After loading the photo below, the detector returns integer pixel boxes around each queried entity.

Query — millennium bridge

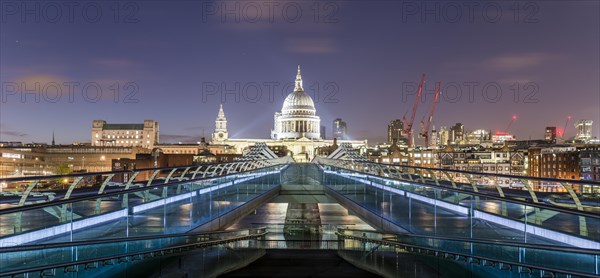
[0,148,599,277]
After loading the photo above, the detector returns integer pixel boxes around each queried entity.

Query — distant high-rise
[332,118,347,139]
[92,120,159,148]
[575,120,593,141]
[437,126,449,146]
[466,129,490,144]
[545,126,557,143]
[387,119,404,144]
[320,125,326,140]
[450,123,464,145]
[428,125,438,147]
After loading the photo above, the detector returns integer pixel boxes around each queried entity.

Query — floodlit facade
[271,66,321,140]
[211,66,366,162]
[575,120,593,142]
[92,120,159,149]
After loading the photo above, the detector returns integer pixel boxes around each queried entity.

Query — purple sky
[1,1,599,144]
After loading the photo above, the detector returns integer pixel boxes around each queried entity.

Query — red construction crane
[402,73,426,147]
[504,115,517,133]
[419,80,441,145]
[561,115,572,139]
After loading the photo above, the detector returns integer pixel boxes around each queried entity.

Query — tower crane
[561,115,572,139]
[504,115,517,133]
[419,80,441,145]
[402,73,426,147]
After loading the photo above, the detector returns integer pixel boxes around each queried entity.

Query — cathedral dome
[282,90,315,114]
[281,66,316,115]
[271,66,321,140]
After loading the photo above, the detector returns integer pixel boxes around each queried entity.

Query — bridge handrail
[337,228,600,255]
[320,164,600,219]
[0,228,268,277]
[0,227,267,251]
[336,229,600,278]
[314,157,600,187]
[0,163,287,215]
[0,158,291,183]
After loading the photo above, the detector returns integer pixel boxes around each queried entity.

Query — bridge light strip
[329,171,599,249]
[131,174,264,213]
[0,209,128,247]
[472,211,600,249]
[405,192,469,215]
[334,172,469,215]
[132,192,198,213]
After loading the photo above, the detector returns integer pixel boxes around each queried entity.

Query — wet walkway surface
[219,250,381,278]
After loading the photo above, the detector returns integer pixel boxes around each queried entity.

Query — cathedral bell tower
[212,104,229,143]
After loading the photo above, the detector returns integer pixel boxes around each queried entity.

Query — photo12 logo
[201,81,339,104]
[401,81,540,104]
[400,1,540,24]
[0,1,140,24]
[200,1,339,24]
[2,81,140,103]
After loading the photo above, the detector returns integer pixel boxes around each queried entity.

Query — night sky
[1,1,599,144]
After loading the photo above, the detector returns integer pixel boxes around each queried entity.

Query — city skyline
[1,1,599,144]
[1,2,600,276]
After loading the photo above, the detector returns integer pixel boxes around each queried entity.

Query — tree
[55,163,72,175]
[55,164,72,188]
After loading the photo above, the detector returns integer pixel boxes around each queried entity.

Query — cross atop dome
[294,65,303,91]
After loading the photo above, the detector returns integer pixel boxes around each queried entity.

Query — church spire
[294,65,303,91]
[218,103,225,118]
[213,103,228,142]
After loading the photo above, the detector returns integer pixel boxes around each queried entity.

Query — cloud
[160,134,202,143]
[7,75,69,95]
[497,78,535,85]
[89,58,137,69]
[14,75,68,86]
[284,38,337,54]
[0,124,29,139]
[0,131,29,137]
[483,53,561,71]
